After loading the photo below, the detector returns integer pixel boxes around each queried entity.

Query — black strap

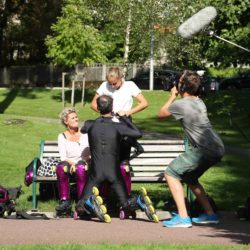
[15,211,50,220]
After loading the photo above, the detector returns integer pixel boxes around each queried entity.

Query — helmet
[24,169,33,186]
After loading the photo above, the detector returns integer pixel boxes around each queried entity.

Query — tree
[204,0,250,67]
[45,0,108,66]
[0,0,26,66]
[0,0,63,66]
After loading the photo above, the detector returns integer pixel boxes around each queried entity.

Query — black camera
[173,72,183,90]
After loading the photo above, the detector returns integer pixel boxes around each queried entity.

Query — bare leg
[165,174,188,218]
[188,183,214,214]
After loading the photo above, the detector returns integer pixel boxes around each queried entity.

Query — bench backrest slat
[130,158,176,165]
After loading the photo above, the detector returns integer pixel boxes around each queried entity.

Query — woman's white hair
[106,67,124,80]
[59,107,77,127]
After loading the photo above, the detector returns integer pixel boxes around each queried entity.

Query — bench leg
[31,158,38,211]
[32,180,37,211]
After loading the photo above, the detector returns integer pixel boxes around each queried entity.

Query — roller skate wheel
[100,205,107,214]
[148,205,155,214]
[141,187,147,196]
[104,214,111,223]
[3,211,8,218]
[84,164,88,171]
[92,186,99,196]
[52,166,56,172]
[63,166,68,172]
[73,211,79,220]
[96,196,103,205]
[119,210,125,220]
[144,196,152,205]
[125,165,130,172]
[152,214,159,223]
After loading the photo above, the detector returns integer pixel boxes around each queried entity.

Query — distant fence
[0,63,153,88]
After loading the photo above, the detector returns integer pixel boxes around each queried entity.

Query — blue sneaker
[192,213,219,224]
[162,214,192,228]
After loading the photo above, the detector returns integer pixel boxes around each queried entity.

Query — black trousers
[81,171,129,205]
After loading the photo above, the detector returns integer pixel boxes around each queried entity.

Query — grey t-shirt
[168,96,225,158]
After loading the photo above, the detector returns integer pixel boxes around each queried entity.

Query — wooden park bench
[31,138,187,211]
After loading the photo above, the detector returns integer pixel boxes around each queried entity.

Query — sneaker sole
[162,223,192,228]
[192,220,219,225]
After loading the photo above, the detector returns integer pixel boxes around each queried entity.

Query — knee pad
[56,165,66,176]
[120,161,131,195]
[75,164,88,200]
[56,165,70,200]
[75,164,87,177]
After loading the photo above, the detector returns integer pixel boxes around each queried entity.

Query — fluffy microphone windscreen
[177,6,217,39]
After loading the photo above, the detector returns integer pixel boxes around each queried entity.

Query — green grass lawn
[0,88,250,213]
[1,243,249,250]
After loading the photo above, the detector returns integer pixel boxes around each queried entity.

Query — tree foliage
[45,0,108,66]
[0,0,62,66]
[204,0,250,67]
[1,0,249,68]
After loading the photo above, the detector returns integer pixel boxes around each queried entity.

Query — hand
[70,164,75,174]
[170,86,179,98]
[117,111,128,116]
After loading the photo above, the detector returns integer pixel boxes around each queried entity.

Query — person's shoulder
[84,120,95,126]
[100,81,108,86]
[124,80,137,86]
[97,81,109,90]
[58,132,66,142]
[123,80,141,92]
[58,132,65,139]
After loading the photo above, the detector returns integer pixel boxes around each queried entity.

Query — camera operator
[158,70,225,228]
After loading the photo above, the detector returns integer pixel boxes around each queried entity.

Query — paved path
[0,212,250,246]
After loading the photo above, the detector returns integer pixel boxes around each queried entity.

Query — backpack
[236,197,250,221]
[188,194,218,217]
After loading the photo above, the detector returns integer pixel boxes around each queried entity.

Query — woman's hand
[117,111,128,116]
[70,164,76,174]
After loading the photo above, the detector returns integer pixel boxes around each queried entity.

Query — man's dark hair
[97,95,113,115]
[179,70,201,96]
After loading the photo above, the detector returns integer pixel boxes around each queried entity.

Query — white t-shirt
[96,80,141,113]
[58,133,89,164]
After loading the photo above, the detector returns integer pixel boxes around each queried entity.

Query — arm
[90,93,100,113]
[117,117,142,138]
[119,93,148,116]
[158,86,178,120]
[80,120,93,134]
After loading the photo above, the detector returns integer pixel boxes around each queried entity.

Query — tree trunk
[123,1,132,76]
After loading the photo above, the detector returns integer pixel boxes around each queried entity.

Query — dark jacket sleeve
[116,116,142,138]
[80,120,94,134]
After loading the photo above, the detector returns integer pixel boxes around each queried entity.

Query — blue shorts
[165,147,221,185]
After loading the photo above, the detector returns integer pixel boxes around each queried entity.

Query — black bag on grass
[188,194,218,217]
[236,197,250,221]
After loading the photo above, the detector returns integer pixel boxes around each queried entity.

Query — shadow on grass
[0,88,19,113]
[51,88,96,105]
